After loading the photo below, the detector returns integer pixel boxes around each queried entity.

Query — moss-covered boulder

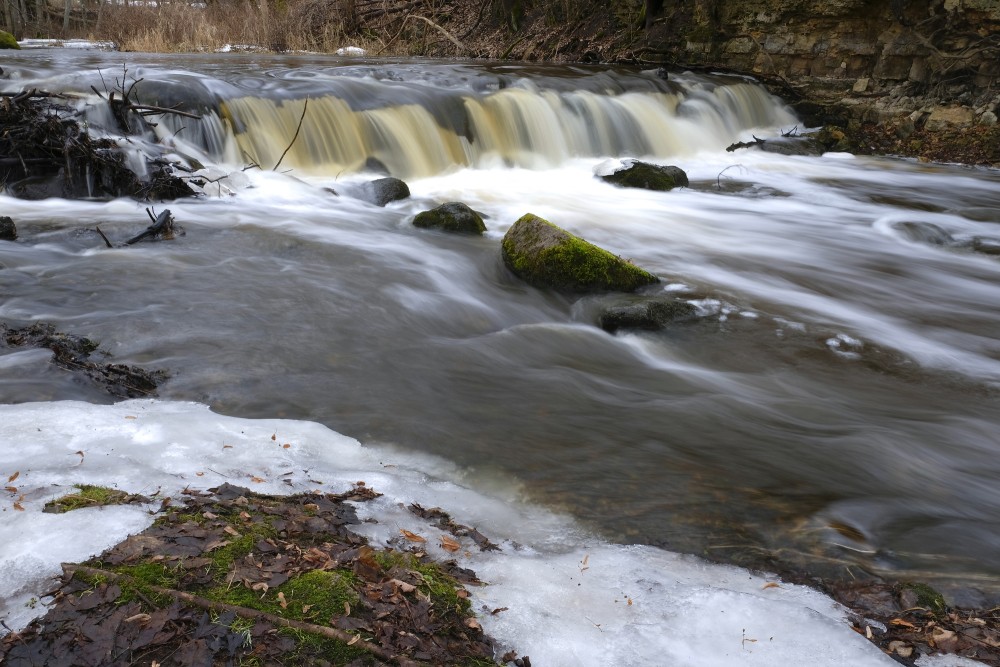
[600,160,688,191]
[413,202,486,234]
[0,216,16,241]
[501,213,659,293]
[0,30,18,50]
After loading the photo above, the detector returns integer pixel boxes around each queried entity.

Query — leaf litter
[0,482,525,666]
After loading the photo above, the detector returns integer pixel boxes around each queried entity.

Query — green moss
[45,485,129,513]
[0,30,18,50]
[902,582,946,614]
[109,561,183,606]
[502,214,659,293]
[373,551,471,615]
[278,627,373,665]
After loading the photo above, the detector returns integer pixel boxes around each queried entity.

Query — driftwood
[726,135,765,152]
[125,208,178,245]
[95,208,180,248]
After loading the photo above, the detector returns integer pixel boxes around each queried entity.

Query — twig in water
[273,98,308,171]
[94,226,113,248]
[716,164,744,189]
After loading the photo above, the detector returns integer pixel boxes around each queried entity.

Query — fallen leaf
[250,476,265,483]
[75,451,84,463]
[347,635,360,646]
[7,472,18,483]
[239,511,251,521]
[490,607,508,615]
[4,486,16,493]
[456,590,469,599]
[888,641,913,658]
[580,554,590,571]
[439,535,461,552]
[13,502,24,511]
[125,613,151,623]
[125,416,137,420]
[301,604,312,614]
[282,443,291,449]
[890,618,918,629]
[344,601,351,616]
[464,617,482,631]
[223,445,233,449]
[303,504,319,512]
[202,511,218,519]
[277,591,287,609]
[196,472,205,477]
[390,579,417,593]
[251,582,269,593]
[762,582,781,590]
[627,598,633,606]
[400,529,426,543]
[271,434,277,441]
[223,526,241,537]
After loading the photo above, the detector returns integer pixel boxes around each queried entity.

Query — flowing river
[3,48,1000,613]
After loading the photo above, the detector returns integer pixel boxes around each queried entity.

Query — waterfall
[153,74,797,178]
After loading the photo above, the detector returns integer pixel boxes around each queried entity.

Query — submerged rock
[893,221,954,246]
[0,216,15,240]
[413,202,486,234]
[971,237,1000,256]
[363,177,410,206]
[501,213,659,293]
[598,160,689,191]
[599,297,698,333]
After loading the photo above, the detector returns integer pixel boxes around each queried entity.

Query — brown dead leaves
[0,481,502,667]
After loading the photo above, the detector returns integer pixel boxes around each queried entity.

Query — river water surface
[3,49,1000,605]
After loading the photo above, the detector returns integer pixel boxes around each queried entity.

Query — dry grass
[37,0,637,58]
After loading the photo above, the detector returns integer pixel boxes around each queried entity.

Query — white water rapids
[2,49,1000,665]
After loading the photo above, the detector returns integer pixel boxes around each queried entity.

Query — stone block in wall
[790,56,812,76]
[874,55,913,80]
[724,37,757,54]
[908,58,930,84]
[925,105,975,130]
[975,62,1000,88]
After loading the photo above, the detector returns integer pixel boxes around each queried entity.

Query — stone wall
[644,0,999,131]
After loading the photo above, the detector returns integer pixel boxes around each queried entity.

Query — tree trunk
[62,0,71,33]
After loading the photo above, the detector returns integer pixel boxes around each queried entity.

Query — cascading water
[140,66,795,177]
[3,48,1000,666]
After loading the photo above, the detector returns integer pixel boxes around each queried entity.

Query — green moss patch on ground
[2,482,507,666]
[43,484,151,513]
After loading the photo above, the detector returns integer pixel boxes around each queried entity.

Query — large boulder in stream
[501,213,659,293]
[361,177,410,206]
[0,30,18,49]
[413,202,486,234]
[598,159,688,191]
[0,216,15,241]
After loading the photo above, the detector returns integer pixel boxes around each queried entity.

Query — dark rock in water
[599,297,698,333]
[362,177,410,206]
[501,213,659,293]
[759,135,824,156]
[413,202,486,234]
[1,322,166,398]
[362,157,391,175]
[971,237,1000,256]
[0,216,15,240]
[600,160,689,191]
[893,221,954,246]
